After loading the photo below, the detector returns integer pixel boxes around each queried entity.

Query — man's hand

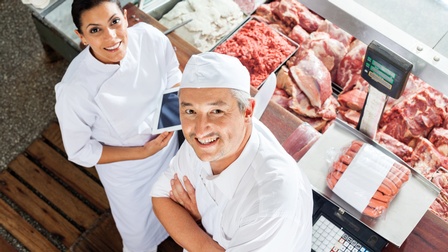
[170,173,201,221]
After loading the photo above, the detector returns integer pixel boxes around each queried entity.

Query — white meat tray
[298,118,440,247]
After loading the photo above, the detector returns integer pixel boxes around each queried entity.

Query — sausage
[326,140,411,219]
[372,191,393,203]
[386,170,403,189]
[333,162,348,173]
[377,176,398,196]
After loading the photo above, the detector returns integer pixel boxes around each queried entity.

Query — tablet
[152,87,182,134]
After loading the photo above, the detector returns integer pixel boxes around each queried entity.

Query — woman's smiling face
[75,2,128,64]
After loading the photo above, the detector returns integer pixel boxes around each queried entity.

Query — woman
[54,1,182,251]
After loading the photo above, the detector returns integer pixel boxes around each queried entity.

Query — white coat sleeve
[226,216,307,252]
[151,142,193,197]
[163,35,182,88]
[55,83,103,167]
[139,22,181,89]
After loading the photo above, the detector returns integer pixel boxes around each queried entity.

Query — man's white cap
[180,52,250,94]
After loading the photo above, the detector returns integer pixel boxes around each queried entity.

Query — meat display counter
[297,0,448,250]
[124,3,448,251]
[20,1,448,250]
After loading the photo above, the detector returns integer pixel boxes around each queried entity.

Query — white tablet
[152,87,182,134]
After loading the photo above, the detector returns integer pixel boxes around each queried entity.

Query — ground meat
[214,19,296,88]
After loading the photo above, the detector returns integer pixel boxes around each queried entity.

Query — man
[151,52,313,251]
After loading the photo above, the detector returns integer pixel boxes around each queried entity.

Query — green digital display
[365,56,396,85]
[361,40,413,99]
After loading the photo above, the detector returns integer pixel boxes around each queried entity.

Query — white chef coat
[151,119,313,251]
[55,22,182,251]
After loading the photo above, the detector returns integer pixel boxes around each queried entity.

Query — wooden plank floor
[0,121,181,251]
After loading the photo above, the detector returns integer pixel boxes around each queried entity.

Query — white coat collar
[208,126,259,200]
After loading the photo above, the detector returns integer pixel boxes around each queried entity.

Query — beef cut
[379,86,447,145]
[429,127,448,156]
[429,170,448,223]
[375,132,413,163]
[410,137,448,178]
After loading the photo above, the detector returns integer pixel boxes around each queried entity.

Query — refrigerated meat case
[298,0,447,248]
[301,0,448,95]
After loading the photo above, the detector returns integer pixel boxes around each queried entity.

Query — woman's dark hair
[72,0,123,34]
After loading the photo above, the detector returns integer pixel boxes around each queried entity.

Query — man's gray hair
[231,89,251,113]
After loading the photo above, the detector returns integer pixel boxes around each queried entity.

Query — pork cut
[288,24,310,44]
[316,19,354,48]
[337,89,367,111]
[336,39,369,92]
[300,32,347,81]
[338,108,360,127]
[289,49,332,108]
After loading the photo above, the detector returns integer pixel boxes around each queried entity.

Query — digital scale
[357,40,413,138]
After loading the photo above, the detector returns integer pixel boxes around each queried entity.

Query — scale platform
[299,119,440,247]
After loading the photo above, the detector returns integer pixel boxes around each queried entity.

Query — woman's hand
[142,131,174,157]
[98,131,174,164]
[170,173,201,221]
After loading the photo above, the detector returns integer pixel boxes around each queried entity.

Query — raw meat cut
[385,74,427,111]
[214,19,297,88]
[429,169,448,223]
[410,137,448,178]
[316,19,354,48]
[299,32,347,81]
[272,0,301,28]
[431,169,448,203]
[288,50,332,108]
[375,132,413,163]
[254,0,323,36]
[337,89,367,111]
[336,39,368,92]
[338,108,360,127]
[379,86,448,145]
[288,25,310,44]
[429,127,448,156]
[430,197,448,223]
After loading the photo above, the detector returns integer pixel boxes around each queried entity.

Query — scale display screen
[361,40,413,99]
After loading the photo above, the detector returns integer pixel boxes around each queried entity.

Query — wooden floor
[0,122,181,251]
